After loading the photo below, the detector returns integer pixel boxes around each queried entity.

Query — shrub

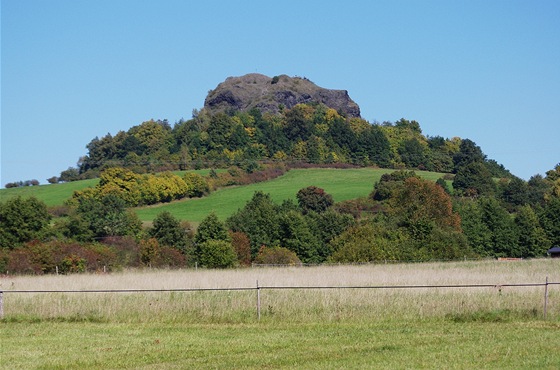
[197,239,237,268]
[230,231,251,266]
[254,246,301,265]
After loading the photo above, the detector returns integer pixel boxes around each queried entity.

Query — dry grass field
[1,259,559,369]
[2,259,559,323]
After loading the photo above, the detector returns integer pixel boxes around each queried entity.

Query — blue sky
[2,0,559,186]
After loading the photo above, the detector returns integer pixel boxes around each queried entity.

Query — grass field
[135,168,445,223]
[0,169,220,208]
[0,178,100,207]
[0,167,447,223]
[1,260,559,368]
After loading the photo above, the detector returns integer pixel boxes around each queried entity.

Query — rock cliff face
[204,73,361,118]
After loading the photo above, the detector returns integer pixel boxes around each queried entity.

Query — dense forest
[53,104,512,182]
[1,103,559,273]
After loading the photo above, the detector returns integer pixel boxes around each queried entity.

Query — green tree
[453,138,485,173]
[515,205,549,257]
[329,222,407,263]
[183,172,209,197]
[372,170,419,201]
[500,177,528,207]
[197,239,237,268]
[296,186,334,214]
[226,191,281,255]
[539,197,560,248]
[278,210,321,263]
[74,193,142,240]
[194,212,230,245]
[453,162,496,196]
[478,197,520,257]
[149,211,190,252]
[398,138,427,169]
[0,196,51,249]
[284,104,314,142]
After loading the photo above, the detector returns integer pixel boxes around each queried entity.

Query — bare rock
[204,73,361,118]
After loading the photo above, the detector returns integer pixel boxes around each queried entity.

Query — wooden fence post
[544,277,549,320]
[0,291,4,319]
[256,280,261,320]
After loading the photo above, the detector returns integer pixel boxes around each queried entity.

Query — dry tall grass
[2,259,559,323]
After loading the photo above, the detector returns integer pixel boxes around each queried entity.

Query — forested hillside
[1,92,559,273]
[57,104,511,184]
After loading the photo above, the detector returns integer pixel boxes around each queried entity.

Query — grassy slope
[0,178,100,207]
[0,170,220,208]
[0,168,445,222]
[135,168,444,223]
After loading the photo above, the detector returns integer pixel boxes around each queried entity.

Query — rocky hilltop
[204,73,361,118]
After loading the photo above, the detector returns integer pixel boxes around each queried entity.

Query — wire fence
[1,278,558,320]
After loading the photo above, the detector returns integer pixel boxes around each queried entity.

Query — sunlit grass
[2,259,558,323]
[134,168,444,222]
[1,260,559,369]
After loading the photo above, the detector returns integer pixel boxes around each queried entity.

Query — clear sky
[2,0,559,187]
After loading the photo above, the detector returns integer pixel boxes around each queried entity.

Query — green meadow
[0,169,217,208]
[0,178,99,207]
[0,168,447,223]
[135,168,445,223]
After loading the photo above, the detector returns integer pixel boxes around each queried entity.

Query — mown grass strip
[1,319,559,369]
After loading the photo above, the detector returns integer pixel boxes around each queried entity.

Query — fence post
[256,280,261,320]
[0,291,3,319]
[544,276,549,320]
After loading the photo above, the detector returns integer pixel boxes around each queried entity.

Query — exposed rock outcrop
[204,73,361,117]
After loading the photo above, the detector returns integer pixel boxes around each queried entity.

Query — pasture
[1,259,559,368]
[135,168,445,223]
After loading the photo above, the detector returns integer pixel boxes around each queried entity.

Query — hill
[204,73,361,117]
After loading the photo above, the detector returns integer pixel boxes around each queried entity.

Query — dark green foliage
[526,175,549,206]
[500,177,529,207]
[194,212,230,245]
[149,211,191,252]
[539,197,560,248]
[435,178,451,194]
[278,210,322,263]
[73,193,142,240]
[0,196,51,249]
[372,170,419,201]
[398,138,427,169]
[197,239,237,268]
[355,125,391,167]
[226,191,281,255]
[515,205,549,257]
[457,197,520,258]
[453,139,485,173]
[296,186,334,214]
[453,162,496,196]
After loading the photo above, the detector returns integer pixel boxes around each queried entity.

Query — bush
[197,239,237,268]
[230,231,251,266]
[254,246,301,265]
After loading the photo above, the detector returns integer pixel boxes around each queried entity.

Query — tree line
[1,103,558,273]
[49,103,511,184]
[1,163,558,273]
